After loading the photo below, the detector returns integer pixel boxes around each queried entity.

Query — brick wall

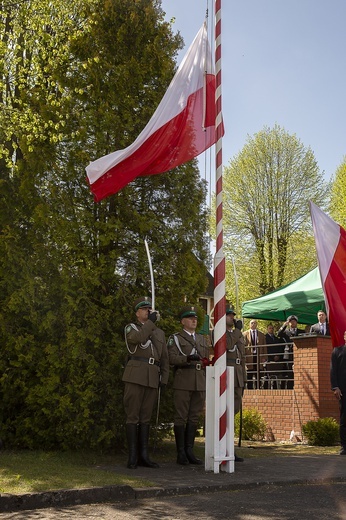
[242,335,339,441]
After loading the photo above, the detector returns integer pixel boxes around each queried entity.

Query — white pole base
[205,365,234,473]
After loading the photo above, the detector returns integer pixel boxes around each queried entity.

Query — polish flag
[309,201,346,347]
[86,23,222,202]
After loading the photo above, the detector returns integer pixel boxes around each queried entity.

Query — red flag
[85,23,222,202]
[310,201,346,347]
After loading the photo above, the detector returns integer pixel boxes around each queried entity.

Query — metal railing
[245,342,294,390]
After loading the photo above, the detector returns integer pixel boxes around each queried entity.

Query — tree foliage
[0,0,210,450]
[330,158,346,228]
[217,125,329,306]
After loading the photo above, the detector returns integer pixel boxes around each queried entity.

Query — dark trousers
[340,394,346,447]
[124,382,157,424]
[173,389,205,426]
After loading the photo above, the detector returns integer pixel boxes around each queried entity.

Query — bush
[302,417,340,446]
[235,408,267,440]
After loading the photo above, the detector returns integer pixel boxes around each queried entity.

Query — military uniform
[225,307,247,462]
[123,296,169,469]
[226,324,246,415]
[168,329,209,424]
[167,305,210,465]
[123,320,169,423]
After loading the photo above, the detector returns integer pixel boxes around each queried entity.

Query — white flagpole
[205,0,234,474]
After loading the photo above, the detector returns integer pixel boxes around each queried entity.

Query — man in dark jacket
[123,296,169,469]
[277,315,305,340]
[330,331,346,455]
[265,324,285,389]
[277,315,305,389]
[310,310,330,336]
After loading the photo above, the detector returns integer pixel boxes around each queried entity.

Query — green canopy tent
[241,267,326,325]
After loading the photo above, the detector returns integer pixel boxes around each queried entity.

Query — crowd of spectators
[242,310,331,390]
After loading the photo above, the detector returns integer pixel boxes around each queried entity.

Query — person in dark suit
[167,305,210,465]
[265,324,285,388]
[123,296,169,469]
[277,315,305,340]
[265,324,284,361]
[243,320,266,389]
[330,331,346,455]
[310,310,330,336]
[277,315,305,389]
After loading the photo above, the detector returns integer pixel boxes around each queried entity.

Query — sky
[160,0,346,188]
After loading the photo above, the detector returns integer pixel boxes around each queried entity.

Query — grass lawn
[0,439,340,495]
[0,450,150,495]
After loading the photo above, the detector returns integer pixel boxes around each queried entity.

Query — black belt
[179,363,203,371]
[227,358,241,365]
[129,356,160,366]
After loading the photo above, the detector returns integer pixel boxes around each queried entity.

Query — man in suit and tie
[243,319,266,389]
[310,310,330,336]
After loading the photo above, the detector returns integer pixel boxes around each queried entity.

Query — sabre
[144,239,155,309]
[144,239,161,450]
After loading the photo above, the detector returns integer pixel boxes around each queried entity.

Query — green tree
[219,125,328,304]
[0,0,97,447]
[330,158,346,228]
[0,0,210,450]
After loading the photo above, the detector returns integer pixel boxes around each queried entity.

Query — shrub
[302,417,340,446]
[235,408,267,440]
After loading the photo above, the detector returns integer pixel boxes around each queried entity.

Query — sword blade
[144,239,155,309]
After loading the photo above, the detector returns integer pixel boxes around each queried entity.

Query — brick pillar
[293,335,339,436]
[242,335,339,441]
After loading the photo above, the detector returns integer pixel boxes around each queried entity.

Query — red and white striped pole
[213,0,227,455]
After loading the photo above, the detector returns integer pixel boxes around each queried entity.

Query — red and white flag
[86,23,222,202]
[309,201,346,347]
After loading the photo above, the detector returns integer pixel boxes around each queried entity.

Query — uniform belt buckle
[196,363,202,371]
[236,358,241,365]
[148,357,155,365]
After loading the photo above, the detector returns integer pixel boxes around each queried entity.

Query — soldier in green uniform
[225,306,246,462]
[167,305,210,465]
[123,296,169,469]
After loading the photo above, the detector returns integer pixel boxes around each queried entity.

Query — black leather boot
[174,424,189,465]
[234,451,244,462]
[126,423,138,469]
[138,423,159,468]
[185,422,203,465]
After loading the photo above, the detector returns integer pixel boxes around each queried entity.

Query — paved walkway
[1,453,346,513]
